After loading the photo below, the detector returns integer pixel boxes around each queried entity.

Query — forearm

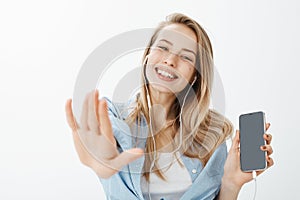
[216,178,242,200]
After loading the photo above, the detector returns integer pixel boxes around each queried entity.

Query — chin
[150,84,174,94]
[150,82,187,95]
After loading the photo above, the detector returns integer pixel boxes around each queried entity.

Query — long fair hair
[126,13,233,181]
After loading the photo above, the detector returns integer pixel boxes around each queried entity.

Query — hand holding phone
[239,111,267,172]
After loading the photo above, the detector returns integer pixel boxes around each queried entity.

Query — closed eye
[181,55,193,62]
[157,45,169,51]
[180,53,195,63]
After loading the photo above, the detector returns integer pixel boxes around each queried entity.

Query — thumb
[111,148,144,171]
[230,130,240,153]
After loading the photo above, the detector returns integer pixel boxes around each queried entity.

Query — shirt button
[192,169,197,174]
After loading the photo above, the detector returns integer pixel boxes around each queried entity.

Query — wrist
[218,177,242,199]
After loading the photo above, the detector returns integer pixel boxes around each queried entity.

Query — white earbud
[191,75,197,86]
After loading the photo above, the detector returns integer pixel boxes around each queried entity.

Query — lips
[155,67,178,81]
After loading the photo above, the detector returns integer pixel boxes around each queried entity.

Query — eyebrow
[158,39,197,57]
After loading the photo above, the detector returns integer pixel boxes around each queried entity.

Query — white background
[0,0,299,199]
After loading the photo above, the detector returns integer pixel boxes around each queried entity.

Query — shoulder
[210,142,228,164]
[205,142,228,176]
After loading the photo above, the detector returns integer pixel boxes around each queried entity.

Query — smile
[155,67,178,81]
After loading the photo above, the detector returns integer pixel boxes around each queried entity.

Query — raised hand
[223,123,274,188]
[217,123,274,199]
[65,90,144,178]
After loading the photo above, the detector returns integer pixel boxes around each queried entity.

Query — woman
[65,13,274,200]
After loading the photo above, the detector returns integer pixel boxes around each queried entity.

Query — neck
[149,85,176,120]
[147,86,180,152]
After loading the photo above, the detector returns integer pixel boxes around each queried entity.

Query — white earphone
[143,53,196,199]
[191,75,197,86]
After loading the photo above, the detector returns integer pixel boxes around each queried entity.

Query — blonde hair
[126,13,233,181]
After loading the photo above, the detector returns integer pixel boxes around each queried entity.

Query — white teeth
[157,69,175,79]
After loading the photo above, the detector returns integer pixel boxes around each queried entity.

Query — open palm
[65,90,143,178]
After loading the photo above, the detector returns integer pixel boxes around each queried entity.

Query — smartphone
[239,111,267,172]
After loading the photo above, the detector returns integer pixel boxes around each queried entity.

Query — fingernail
[261,146,266,150]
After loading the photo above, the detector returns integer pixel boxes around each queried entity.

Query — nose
[163,52,178,67]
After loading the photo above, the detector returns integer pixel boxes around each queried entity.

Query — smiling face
[145,23,198,94]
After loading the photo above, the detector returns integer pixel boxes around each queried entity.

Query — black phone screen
[239,111,266,171]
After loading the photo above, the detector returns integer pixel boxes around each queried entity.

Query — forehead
[155,24,198,51]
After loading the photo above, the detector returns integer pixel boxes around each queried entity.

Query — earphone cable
[252,171,257,200]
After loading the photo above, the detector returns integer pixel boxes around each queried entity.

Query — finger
[80,93,90,130]
[65,99,80,132]
[94,90,100,123]
[110,148,144,171]
[264,133,272,145]
[260,144,273,155]
[267,156,274,168]
[87,90,100,134]
[98,100,115,143]
[266,122,271,131]
[254,156,274,177]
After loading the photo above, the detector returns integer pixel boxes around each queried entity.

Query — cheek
[188,66,194,72]
[181,65,195,79]
[148,50,164,63]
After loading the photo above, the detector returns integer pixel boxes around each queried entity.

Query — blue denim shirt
[99,98,227,200]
